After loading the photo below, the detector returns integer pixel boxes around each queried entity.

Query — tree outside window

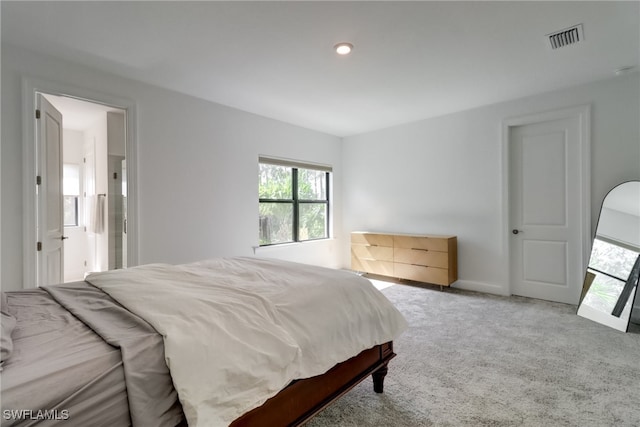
[259,159,330,246]
[583,238,640,312]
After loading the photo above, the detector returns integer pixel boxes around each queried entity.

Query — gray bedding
[1,282,184,427]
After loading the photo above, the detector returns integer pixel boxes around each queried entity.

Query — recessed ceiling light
[334,42,353,55]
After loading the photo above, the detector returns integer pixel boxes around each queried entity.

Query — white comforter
[87,257,407,427]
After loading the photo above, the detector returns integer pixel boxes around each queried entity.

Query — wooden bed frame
[230,341,396,426]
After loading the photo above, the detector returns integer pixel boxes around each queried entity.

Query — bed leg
[372,363,389,393]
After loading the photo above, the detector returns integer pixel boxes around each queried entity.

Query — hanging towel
[90,195,105,234]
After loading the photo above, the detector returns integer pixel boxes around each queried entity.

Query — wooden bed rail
[230,341,396,427]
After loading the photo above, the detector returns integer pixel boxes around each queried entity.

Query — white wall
[342,72,640,296]
[107,111,125,157]
[1,44,343,291]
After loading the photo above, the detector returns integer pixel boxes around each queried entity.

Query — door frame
[22,77,139,288]
[501,105,591,302]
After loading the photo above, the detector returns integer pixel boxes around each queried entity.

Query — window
[63,163,80,227]
[259,157,331,246]
[583,237,640,312]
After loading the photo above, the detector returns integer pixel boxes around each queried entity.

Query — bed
[1,257,407,426]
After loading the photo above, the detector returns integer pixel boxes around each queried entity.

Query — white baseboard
[451,279,509,296]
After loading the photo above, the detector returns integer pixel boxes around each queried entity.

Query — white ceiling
[2,1,638,137]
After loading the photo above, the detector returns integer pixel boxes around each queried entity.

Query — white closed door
[36,94,64,286]
[509,115,583,304]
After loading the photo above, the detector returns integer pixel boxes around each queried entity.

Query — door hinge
[37,242,42,251]
[113,172,118,180]
[35,109,41,119]
[36,176,42,185]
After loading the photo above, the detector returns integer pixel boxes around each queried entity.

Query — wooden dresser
[351,232,458,288]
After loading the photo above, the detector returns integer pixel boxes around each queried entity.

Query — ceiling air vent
[547,24,584,49]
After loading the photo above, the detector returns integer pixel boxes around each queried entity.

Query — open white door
[36,94,65,286]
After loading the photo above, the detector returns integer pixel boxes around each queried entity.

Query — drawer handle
[411,248,428,252]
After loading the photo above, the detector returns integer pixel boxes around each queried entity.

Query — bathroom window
[63,163,80,227]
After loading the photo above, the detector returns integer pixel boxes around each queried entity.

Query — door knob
[512,229,523,235]
[60,235,69,240]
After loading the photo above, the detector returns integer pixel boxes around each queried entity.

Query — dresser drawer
[351,257,394,276]
[351,233,394,247]
[393,235,451,252]
[393,248,448,268]
[394,263,450,286]
[352,244,394,262]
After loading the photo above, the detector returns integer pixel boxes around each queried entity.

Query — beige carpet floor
[308,279,640,427]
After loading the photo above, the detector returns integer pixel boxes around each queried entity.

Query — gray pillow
[1,292,17,368]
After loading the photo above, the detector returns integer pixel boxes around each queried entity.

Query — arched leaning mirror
[577,181,640,332]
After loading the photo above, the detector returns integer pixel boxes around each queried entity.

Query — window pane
[63,164,80,196]
[299,203,327,241]
[298,169,326,200]
[589,238,640,280]
[582,272,624,313]
[259,202,293,244]
[64,196,78,227]
[259,164,292,199]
